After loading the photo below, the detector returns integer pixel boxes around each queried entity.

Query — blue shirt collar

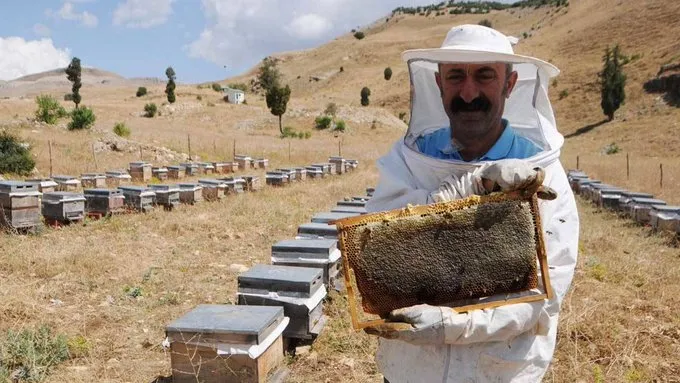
[435,119,514,161]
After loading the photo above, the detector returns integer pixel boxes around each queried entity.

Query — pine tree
[361,87,371,106]
[266,85,291,135]
[600,45,626,121]
[257,57,281,94]
[384,67,393,81]
[165,66,176,104]
[65,57,82,108]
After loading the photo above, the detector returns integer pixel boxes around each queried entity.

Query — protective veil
[365,25,579,383]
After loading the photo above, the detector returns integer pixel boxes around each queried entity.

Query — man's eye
[476,73,496,82]
[447,75,465,82]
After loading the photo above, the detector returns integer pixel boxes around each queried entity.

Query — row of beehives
[0,156,359,232]
[265,157,359,186]
[163,188,374,383]
[567,170,680,232]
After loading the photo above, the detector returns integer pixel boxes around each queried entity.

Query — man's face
[435,62,517,140]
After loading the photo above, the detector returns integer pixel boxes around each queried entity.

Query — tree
[165,66,176,104]
[65,57,82,108]
[361,87,371,106]
[136,87,147,97]
[68,106,96,130]
[0,131,36,175]
[354,31,365,40]
[384,67,393,81]
[257,57,281,94]
[599,45,627,121]
[266,85,291,135]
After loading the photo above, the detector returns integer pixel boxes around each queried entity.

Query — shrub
[340,66,344,72]
[384,67,393,81]
[361,87,371,106]
[136,87,147,97]
[63,93,73,102]
[0,325,69,382]
[297,132,305,139]
[196,95,202,101]
[603,142,620,155]
[304,132,311,139]
[35,95,67,124]
[324,102,338,117]
[559,89,569,100]
[398,112,407,121]
[0,131,35,175]
[315,115,333,130]
[353,31,365,40]
[113,122,131,138]
[67,106,96,131]
[144,103,157,118]
[281,126,296,138]
[211,83,222,92]
[335,120,347,132]
[479,19,493,28]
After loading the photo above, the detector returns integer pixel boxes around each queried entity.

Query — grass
[0,326,70,382]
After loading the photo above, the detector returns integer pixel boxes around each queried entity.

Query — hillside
[0,0,679,382]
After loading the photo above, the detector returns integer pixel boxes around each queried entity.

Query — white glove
[365,304,459,345]
[430,160,542,203]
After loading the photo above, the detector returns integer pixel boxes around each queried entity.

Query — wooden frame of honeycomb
[334,190,553,330]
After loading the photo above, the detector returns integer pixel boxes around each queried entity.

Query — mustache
[450,96,491,113]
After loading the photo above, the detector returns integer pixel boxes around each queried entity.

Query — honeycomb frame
[333,190,553,330]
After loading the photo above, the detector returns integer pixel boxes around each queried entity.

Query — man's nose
[459,77,480,103]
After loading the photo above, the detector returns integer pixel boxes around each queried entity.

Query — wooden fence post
[187,134,192,161]
[48,140,53,178]
[576,155,580,170]
[626,153,630,180]
[660,163,663,189]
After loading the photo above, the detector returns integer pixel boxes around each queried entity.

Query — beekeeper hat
[402,24,559,77]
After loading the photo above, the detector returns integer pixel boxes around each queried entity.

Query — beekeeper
[365,24,579,382]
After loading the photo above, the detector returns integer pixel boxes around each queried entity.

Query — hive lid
[272,239,337,256]
[337,200,366,207]
[80,173,106,178]
[198,179,226,186]
[651,205,680,212]
[42,191,86,203]
[26,179,58,187]
[312,212,361,223]
[148,184,180,192]
[167,165,185,170]
[152,167,168,172]
[238,264,323,297]
[84,188,123,196]
[198,163,215,168]
[620,191,654,199]
[129,161,151,167]
[178,183,202,190]
[305,166,323,172]
[331,206,367,214]
[118,186,155,197]
[52,175,79,183]
[179,162,199,168]
[629,197,666,205]
[106,171,131,178]
[298,222,338,236]
[166,304,284,345]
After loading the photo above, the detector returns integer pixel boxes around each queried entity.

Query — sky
[0,0,517,83]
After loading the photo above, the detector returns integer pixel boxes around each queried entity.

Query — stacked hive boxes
[0,181,42,230]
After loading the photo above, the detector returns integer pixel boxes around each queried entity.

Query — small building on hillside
[221,87,245,104]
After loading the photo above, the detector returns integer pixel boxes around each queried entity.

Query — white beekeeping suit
[366,25,579,383]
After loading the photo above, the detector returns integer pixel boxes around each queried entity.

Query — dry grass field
[1,0,679,382]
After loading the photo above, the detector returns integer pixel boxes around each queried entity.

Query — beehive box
[198,162,215,175]
[41,192,86,222]
[297,222,338,239]
[271,239,342,287]
[276,169,297,182]
[105,171,132,187]
[311,212,361,224]
[0,181,42,230]
[601,190,626,210]
[237,264,327,340]
[591,186,625,207]
[118,186,155,212]
[572,178,600,195]
[346,159,359,171]
[80,173,107,189]
[53,175,81,192]
[328,157,346,175]
[331,205,367,215]
[228,162,240,173]
[242,176,262,192]
[26,179,58,194]
[129,161,152,182]
[180,163,200,177]
[311,163,334,175]
[213,162,228,174]
[366,187,375,197]
[235,155,253,170]
[292,168,307,181]
[167,166,186,179]
[334,192,552,329]
[84,189,126,215]
[618,191,655,212]
[623,197,666,222]
[152,167,169,181]
[148,184,180,210]
[219,177,246,194]
[266,173,288,186]
[649,205,680,231]
[255,159,269,169]
[166,304,288,383]
[179,183,203,204]
[305,166,324,179]
[199,179,226,201]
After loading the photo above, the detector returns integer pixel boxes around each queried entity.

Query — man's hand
[479,159,542,193]
[364,304,455,345]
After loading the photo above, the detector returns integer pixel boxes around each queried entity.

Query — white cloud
[286,14,333,40]
[0,37,71,81]
[113,0,174,29]
[33,23,51,37]
[47,2,99,28]
[186,0,438,73]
